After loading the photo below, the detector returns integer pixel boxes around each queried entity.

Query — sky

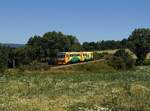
[0,0,150,44]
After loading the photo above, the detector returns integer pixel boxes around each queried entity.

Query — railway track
[51,59,104,69]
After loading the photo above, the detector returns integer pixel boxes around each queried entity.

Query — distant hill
[2,43,25,48]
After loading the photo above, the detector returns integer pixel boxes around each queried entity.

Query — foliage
[93,52,109,60]
[82,28,150,66]
[18,61,50,71]
[107,49,135,70]
[0,28,150,71]
[128,28,150,65]
[27,31,81,63]
[64,61,115,73]
[144,59,150,66]
[0,31,82,69]
[0,45,9,72]
[82,40,121,51]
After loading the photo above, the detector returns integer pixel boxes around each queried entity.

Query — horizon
[0,0,150,44]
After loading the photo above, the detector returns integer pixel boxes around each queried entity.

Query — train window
[75,54,77,56]
[66,54,69,57]
[70,54,80,57]
[58,54,65,58]
[83,54,87,56]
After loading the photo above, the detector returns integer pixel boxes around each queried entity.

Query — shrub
[48,58,57,65]
[144,59,150,65]
[93,52,109,60]
[107,49,135,70]
[0,63,6,73]
[107,56,126,70]
[65,61,115,73]
[0,45,9,72]
[19,61,50,71]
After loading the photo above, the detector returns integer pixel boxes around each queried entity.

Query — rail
[51,59,104,69]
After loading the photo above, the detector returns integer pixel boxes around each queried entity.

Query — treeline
[0,28,150,71]
[83,28,150,65]
[82,40,122,51]
[0,31,83,70]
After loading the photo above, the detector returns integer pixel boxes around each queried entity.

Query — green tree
[128,28,150,65]
[107,49,135,70]
[0,45,9,72]
[27,31,81,64]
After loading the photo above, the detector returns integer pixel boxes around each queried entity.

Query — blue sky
[0,0,150,43]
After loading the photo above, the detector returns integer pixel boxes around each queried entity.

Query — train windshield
[57,54,65,58]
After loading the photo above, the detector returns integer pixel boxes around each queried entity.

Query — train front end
[57,52,66,65]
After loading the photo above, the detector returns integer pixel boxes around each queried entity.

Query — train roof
[57,52,93,54]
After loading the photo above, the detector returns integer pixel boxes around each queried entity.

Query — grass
[144,59,150,65]
[0,62,150,111]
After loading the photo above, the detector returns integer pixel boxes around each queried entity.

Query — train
[57,52,94,65]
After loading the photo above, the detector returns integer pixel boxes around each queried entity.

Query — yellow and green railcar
[57,52,93,65]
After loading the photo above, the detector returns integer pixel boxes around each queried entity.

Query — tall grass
[0,64,150,111]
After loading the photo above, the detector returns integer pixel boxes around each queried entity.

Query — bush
[107,49,135,70]
[0,45,9,72]
[19,61,50,71]
[144,59,150,65]
[48,58,57,65]
[93,52,109,60]
[65,61,115,73]
[0,63,6,73]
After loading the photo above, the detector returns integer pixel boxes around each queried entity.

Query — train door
[65,53,70,64]
[81,52,85,62]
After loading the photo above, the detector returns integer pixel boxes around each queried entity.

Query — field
[0,62,150,111]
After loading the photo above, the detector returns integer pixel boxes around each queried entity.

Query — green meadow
[0,62,150,111]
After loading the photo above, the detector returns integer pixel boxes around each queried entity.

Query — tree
[0,45,9,72]
[128,28,150,65]
[70,44,82,51]
[82,40,122,51]
[107,49,135,70]
[27,31,81,63]
[82,42,91,51]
